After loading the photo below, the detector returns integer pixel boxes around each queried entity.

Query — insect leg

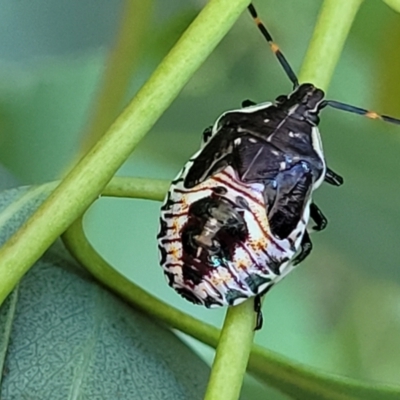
[325,167,344,186]
[242,99,256,108]
[248,3,299,88]
[309,202,327,231]
[253,285,274,330]
[321,100,400,125]
[254,295,263,331]
[292,231,312,266]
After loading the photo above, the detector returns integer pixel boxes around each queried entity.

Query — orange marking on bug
[270,42,280,54]
[169,246,180,261]
[250,238,267,252]
[254,17,262,26]
[180,195,189,210]
[365,111,381,120]
[172,219,180,233]
[237,261,250,271]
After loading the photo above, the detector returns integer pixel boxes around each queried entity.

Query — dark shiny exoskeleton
[158,83,344,327]
[158,2,400,329]
[186,84,329,243]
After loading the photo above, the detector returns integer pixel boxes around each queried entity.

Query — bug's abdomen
[158,166,300,308]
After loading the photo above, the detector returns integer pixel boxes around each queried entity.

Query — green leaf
[0,185,210,399]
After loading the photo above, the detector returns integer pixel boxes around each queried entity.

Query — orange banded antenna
[321,100,400,125]
[248,3,299,88]
[248,2,400,126]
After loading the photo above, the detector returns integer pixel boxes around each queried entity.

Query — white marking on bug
[232,297,245,306]
[310,126,326,189]
[288,105,298,115]
[258,282,270,293]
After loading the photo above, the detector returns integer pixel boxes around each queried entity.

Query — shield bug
[157,3,400,329]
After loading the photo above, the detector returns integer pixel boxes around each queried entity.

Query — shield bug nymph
[157,3,400,329]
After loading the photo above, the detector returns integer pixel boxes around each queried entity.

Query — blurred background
[1,0,400,398]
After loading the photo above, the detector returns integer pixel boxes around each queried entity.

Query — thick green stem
[204,302,255,400]
[102,176,168,201]
[0,0,250,306]
[299,0,364,90]
[382,0,400,13]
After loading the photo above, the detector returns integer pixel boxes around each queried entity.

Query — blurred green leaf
[382,0,400,13]
[0,184,210,399]
[333,279,400,384]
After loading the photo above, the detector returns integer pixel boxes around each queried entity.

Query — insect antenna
[320,100,400,125]
[248,3,299,88]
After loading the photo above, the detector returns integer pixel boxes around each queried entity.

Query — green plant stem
[299,0,364,89]
[382,0,400,13]
[102,176,168,201]
[60,180,400,399]
[204,302,255,400]
[0,0,250,306]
